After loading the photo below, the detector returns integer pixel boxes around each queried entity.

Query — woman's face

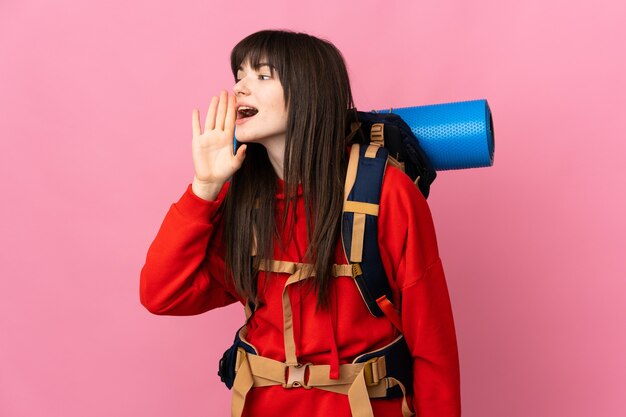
[233,60,289,149]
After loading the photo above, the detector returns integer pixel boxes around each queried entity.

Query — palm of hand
[191,92,246,185]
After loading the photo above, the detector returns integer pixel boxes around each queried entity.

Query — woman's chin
[234,134,253,144]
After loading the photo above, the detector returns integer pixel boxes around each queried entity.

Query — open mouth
[237,106,258,120]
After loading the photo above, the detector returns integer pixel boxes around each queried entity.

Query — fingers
[204,96,218,132]
[233,144,247,167]
[224,94,236,133]
[192,109,201,137]
[197,91,234,136]
[215,90,228,130]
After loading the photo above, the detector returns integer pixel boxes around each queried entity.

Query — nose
[233,78,249,97]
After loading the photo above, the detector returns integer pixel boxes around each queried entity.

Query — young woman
[140,30,460,417]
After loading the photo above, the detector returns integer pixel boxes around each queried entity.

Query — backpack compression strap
[342,143,403,333]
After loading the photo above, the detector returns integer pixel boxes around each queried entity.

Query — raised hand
[191,91,247,200]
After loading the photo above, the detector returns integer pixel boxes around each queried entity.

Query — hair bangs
[230,31,288,81]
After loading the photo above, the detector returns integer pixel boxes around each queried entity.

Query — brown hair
[222,30,355,308]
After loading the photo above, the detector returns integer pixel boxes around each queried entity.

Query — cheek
[278,100,289,124]
[271,88,287,112]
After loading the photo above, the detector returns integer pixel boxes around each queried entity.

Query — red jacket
[140,166,460,417]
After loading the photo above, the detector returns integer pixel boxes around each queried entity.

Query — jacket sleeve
[140,183,241,315]
[378,167,461,417]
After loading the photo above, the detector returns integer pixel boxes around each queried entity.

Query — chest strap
[237,259,412,416]
[256,260,352,366]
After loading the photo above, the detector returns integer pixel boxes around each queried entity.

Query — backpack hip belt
[228,326,414,417]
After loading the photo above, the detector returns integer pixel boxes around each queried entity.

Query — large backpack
[218,112,435,416]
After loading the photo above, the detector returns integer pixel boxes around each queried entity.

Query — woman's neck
[262,137,286,180]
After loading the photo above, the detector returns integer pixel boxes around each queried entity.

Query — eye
[258,74,271,80]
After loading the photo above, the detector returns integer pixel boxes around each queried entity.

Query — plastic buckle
[352,263,363,278]
[284,363,312,389]
[363,357,381,386]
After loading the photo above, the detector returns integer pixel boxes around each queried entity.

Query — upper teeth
[239,106,255,111]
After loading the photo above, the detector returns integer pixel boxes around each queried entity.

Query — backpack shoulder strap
[342,143,403,333]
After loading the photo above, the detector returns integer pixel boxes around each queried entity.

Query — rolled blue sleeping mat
[375,99,494,171]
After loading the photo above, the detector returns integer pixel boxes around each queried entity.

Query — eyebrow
[237,62,273,71]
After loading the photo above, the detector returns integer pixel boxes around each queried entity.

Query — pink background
[1,0,625,416]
